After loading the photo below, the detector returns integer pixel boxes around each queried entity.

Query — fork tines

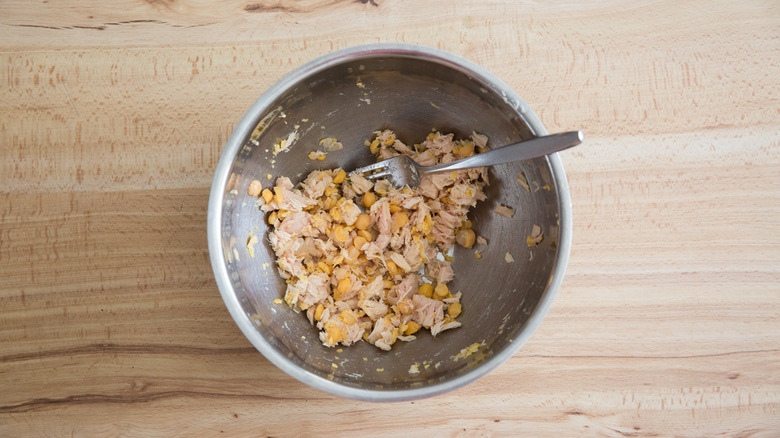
[355,161,392,181]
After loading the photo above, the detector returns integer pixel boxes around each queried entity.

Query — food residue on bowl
[308,151,327,161]
[494,204,514,218]
[249,129,492,351]
[516,172,530,192]
[452,341,485,362]
[246,235,259,258]
[307,137,343,161]
[273,131,299,156]
[320,137,343,152]
[527,224,543,247]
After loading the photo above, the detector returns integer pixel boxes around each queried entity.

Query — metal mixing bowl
[207,43,572,401]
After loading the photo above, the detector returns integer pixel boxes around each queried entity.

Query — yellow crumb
[452,341,485,362]
[246,235,259,258]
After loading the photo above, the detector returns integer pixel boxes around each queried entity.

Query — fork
[352,130,583,188]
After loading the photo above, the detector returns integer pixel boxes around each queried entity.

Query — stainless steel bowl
[207,43,572,401]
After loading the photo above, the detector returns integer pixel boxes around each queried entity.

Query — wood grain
[1,0,779,436]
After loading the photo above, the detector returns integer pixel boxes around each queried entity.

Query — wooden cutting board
[2,0,778,435]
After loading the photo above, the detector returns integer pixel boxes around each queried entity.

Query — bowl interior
[215,52,563,394]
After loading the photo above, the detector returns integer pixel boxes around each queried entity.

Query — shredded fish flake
[494,204,514,218]
[273,131,298,156]
[527,224,543,247]
[517,172,530,192]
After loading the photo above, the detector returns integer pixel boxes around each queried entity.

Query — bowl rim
[207,42,572,402]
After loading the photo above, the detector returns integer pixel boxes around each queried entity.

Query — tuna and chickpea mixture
[248,129,492,350]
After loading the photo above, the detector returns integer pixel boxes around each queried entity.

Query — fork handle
[424,131,583,173]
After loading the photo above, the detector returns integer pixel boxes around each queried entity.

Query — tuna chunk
[430,319,461,337]
[275,177,294,190]
[425,259,454,285]
[392,140,415,155]
[349,173,374,195]
[429,173,454,190]
[425,132,455,155]
[297,272,331,308]
[368,316,395,350]
[360,299,389,321]
[394,273,419,303]
[413,149,436,166]
[278,211,315,236]
[449,182,478,206]
[300,171,333,199]
[360,276,385,301]
[276,188,318,212]
[411,295,445,328]
[339,201,362,226]
[402,239,423,271]
[370,199,392,235]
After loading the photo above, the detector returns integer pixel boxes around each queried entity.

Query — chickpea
[247,180,263,196]
[456,229,476,248]
[361,192,377,208]
[333,169,346,184]
[354,213,371,230]
[418,283,433,298]
[448,302,462,318]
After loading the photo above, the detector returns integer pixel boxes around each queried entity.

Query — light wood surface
[2,0,779,436]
